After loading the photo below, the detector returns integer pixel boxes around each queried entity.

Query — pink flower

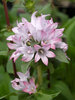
[34,44,55,66]
[23,78,37,94]
[7,11,68,65]
[11,70,37,94]
[11,70,30,90]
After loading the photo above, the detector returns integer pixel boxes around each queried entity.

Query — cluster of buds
[7,11,68,66]
[11,69,37,94]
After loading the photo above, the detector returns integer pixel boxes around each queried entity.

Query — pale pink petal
[17,72,25,79]
[22,17,27,23]
[34,45,41,51]
[49,18,53,24]
[43,44,51,50]
[12,27,19,34]
[17,21,23,27]
[21,53,34,62]
[46,51,55,58]
[31,11,37,26]
[28,23,37,41]
[10,51,21,62]
[41,56,48,66]
[54,28,64,37]
[51,44,55,49]
[35,53,40,62]
[25,69,30,78]
[7,35,15,41]
[50,23,58,29]
[36,30,42,41]
[36,17,42,30]
[56,42,68,52]
[29,78,36,88]
[40,14,50,29]
[12,82,22,90]
[11,78,20,83]
[7,43,17,50]
[50,38,61,44]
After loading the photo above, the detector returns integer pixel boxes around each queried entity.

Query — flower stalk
[2,0,17,77]
[37,64,43,86]
[12,59,17,77]
[47,68,51,88]
[2,0,10,26]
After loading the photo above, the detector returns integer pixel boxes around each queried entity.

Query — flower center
[38,48,44,54]
[31,87,35,93]
[26,41,31,46]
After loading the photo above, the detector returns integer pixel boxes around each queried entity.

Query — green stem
[37,64,43,86]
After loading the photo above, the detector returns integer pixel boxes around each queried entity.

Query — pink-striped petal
[7,43,17,50]
[34,44,41,51]
[46,51,55,58]
[35,53,40,62]
[41,56,48,66]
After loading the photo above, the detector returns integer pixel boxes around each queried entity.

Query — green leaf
[20,13,31,22]
[62,17,75,47]
[0,65,5,73]
[39,4,51,15]
[62,17,75,30]
[36,91,60,100]
[0,42,8,51]
[9,95,18,100]
[18,93,36,100]
[7,57,22,74]
[21,60,33,73]
[4,32,14,38]
[54,49,69,63]
[53,81,74,100]
[0,51,8,56]
[0,73,11,99]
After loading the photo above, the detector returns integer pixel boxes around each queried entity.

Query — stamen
[39,49,44,54]
[26,41,31,46]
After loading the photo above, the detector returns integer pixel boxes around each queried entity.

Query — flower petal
[34,45,41,51]
[12,81,22,90]
[31,11,37,26]
[7,35,15,41]
[42,44,51,50]
[35,53,40,62]
[12,27,19,34]
[41,56,48,66]
[7,43,18,50]
[21,53,34,62]
[10,51,21,62]
[46,51,55,58]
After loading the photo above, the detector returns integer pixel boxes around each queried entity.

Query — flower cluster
[11,69,37,94]
[7,11,68,66]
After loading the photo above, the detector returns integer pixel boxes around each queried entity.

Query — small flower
[23,78,37,94]
[11,70,37,94]
[34,44,55,66]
